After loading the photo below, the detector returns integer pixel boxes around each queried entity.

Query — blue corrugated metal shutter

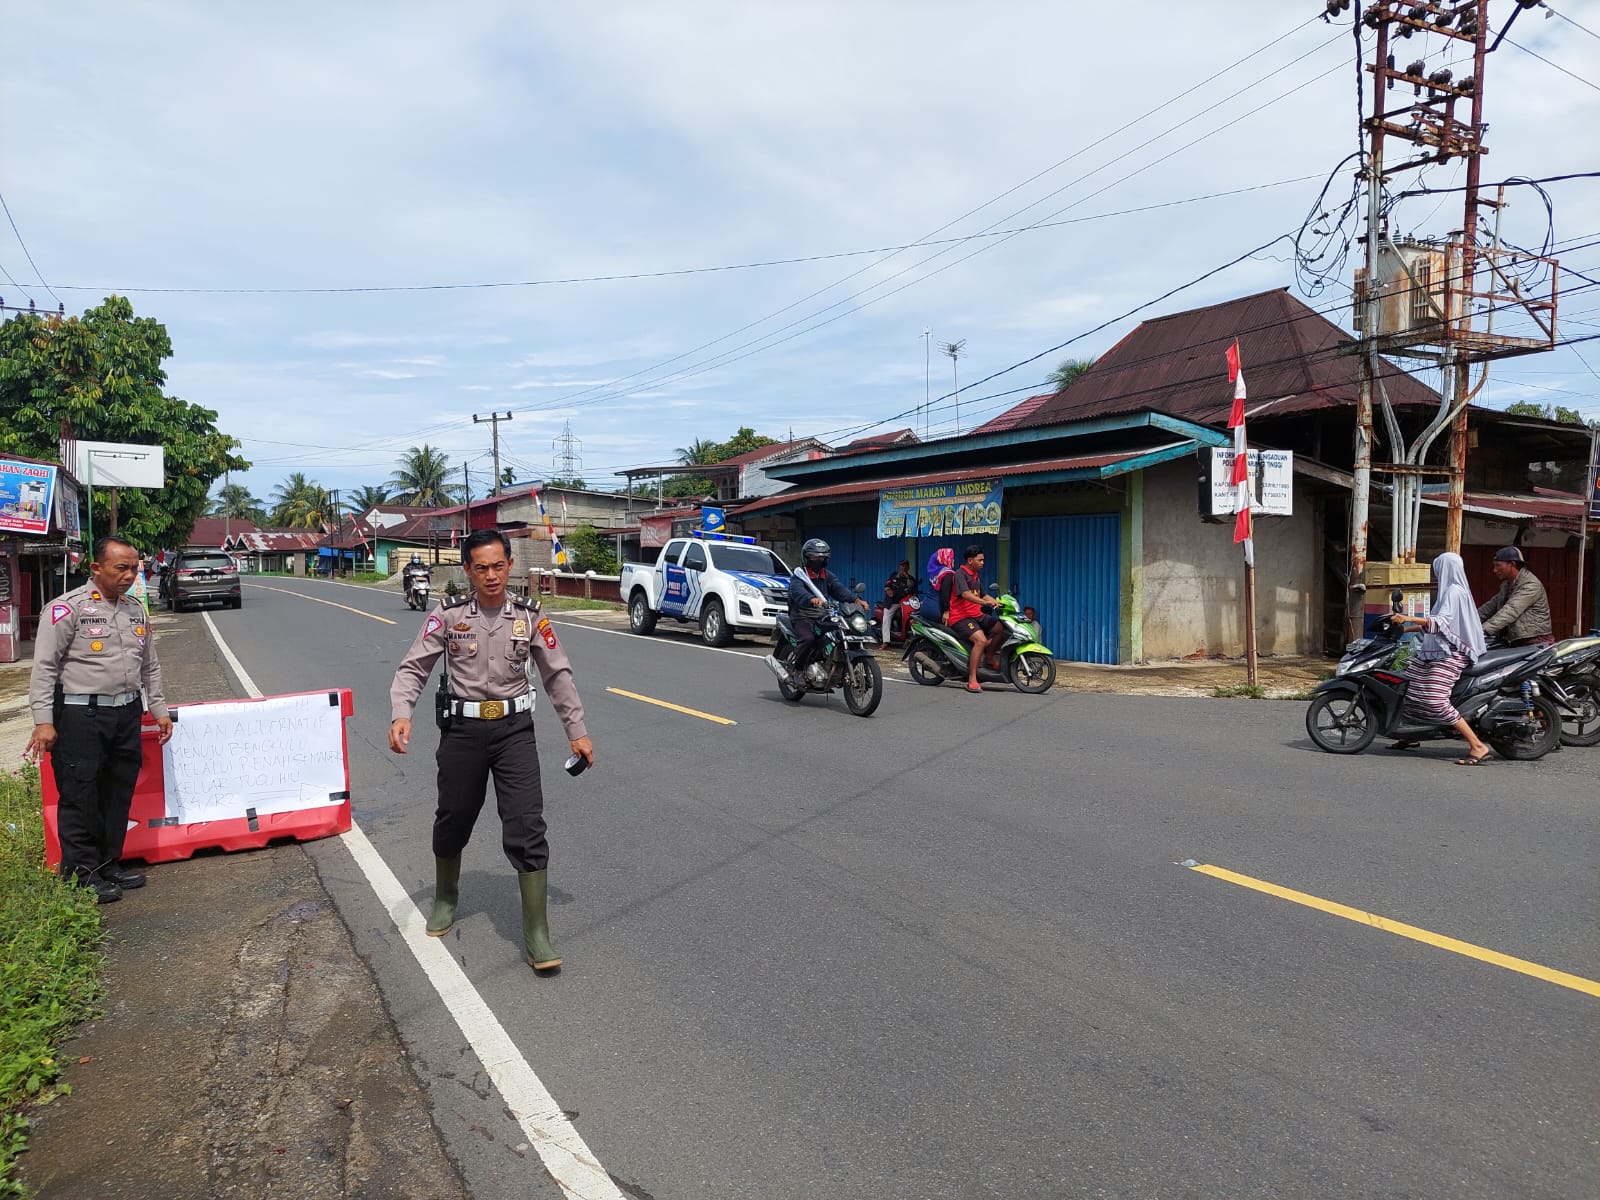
[1011,514,1120,664]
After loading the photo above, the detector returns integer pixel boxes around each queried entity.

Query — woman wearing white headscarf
[1395,551,1493,764]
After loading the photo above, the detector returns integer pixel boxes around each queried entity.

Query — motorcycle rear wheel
[1557,682,1600,747]
[1305,691,1378,754]
[843,657,883,717]
[906,639,946,687]
[1486,694,1562,760]
[778,675,805,703]
[1008,651,1056,694]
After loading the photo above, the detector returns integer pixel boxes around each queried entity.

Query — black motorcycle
[1543,632,1600,747]
[766,573,883,717]
[1306,615,1561,759]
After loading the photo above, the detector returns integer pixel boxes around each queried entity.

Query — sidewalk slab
[16,610,467,1200]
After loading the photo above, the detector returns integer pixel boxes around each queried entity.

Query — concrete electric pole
[473,411,512,495]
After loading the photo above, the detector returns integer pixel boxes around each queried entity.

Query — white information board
[1209,448,1294,517]
[161,692,348,825]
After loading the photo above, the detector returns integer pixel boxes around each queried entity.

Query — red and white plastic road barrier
[43,689,354,869]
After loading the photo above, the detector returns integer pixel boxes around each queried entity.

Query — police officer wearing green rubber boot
[388,530,595,972]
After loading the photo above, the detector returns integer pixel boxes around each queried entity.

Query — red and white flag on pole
[1225,341,1254,565]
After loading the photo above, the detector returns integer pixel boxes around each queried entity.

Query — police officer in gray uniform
[28,536,174,903]
[388,529,595,972]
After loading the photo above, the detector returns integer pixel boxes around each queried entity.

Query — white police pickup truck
[620,531,792,647]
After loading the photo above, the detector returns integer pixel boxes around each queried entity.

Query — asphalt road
[206,577,1597,1200]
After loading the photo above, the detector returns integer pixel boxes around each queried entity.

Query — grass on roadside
[537,596,621,612]
[1211,683,1267,699]
[0,767,104,1198]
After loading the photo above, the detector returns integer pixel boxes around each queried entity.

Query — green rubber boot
[426,856,462,936]
[518,869,561,971]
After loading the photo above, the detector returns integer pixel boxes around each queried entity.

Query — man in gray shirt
[1478,546,1554,646]
[28,536,173,903]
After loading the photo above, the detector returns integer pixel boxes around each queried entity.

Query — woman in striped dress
[1395,551,1493,765]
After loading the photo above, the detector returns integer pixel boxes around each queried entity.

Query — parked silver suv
[166,550,242,611]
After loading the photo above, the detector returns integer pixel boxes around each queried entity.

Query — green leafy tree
[0,296,248,549]
[500,466,517,488]
[1503,400,1597,429]
[563,523,620,575]
[1047,356,1096,392]
[715,426,777,460]
[389,444,457,506]
[347,484,392,515]
[545,476,587,490]
[211,482,265,523]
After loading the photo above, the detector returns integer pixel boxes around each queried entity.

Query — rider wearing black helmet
[775,538,858,676]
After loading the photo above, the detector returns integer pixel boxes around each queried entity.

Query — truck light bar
[690,530,755,544]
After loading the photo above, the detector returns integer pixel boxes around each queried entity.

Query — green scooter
[901,589,1057,693]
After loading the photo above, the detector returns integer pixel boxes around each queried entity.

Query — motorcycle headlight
[848,611,871,634]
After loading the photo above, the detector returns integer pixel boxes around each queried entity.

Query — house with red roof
[736,288,1595,660]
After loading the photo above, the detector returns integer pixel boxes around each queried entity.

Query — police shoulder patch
[512,594,540,612]
[423,614,444,637]
[442,594,470,610]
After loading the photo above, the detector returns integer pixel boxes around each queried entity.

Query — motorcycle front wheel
[906,639,945,687]
[843,656,883,717]
[1486,694,1562,760]
[1557,682,1600,747]
[1008,651,1056,694]
[1305,691,1379,754]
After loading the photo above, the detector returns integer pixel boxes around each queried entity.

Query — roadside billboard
[876,479,1003,539]
[0,458,59,535]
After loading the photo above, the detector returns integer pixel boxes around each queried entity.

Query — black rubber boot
[518,870,561,971]
[427,855,462,936]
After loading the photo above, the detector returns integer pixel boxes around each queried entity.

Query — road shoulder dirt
[14,609,467,1200]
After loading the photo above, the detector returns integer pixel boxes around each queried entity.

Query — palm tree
[269,472,315,525]
[500,466,516,488]
[212,482,263,522]
[676,438,721,466]
[347,484,392,516]
[268,474,334,528]
[1047,356,1097,393]
[388,445,457,507]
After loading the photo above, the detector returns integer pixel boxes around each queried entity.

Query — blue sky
[4,1,1598,509]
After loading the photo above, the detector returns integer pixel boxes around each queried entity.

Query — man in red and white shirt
[947,545,1002,693]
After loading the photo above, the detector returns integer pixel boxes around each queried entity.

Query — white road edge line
[198,612,624,1200]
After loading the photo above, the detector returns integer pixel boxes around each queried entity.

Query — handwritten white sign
[161,692,347,824]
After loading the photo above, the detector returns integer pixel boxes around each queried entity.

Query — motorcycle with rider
[402,553,433,611]
[764,538,884,716]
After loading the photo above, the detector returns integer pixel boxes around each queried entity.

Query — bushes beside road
[0,767,104,1197]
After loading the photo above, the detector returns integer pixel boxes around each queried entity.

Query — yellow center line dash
[247,583,398,625]
[605,687,737,726]
[1188,861,1600,999]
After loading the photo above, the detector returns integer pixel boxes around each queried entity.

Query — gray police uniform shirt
[389,594,589,742]
[28,582,169,723]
